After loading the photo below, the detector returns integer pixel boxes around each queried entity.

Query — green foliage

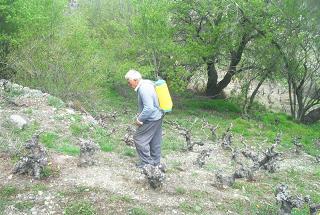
[0,0,65,45]
[128,207,149,215]
[232,117,254,137]
[47,95,65,109]
[179,202,202,214]
[122,147,136,157]
[183,98,241,113]
[98,142,114,152]
[30,183,48,192]
[57,140,80,156]
[162,134,184,154]
[108,194,133,203]
[254,112,320,156]
[314,169,320,179]
[40,132,80,156]
[92,127,115,152]
[23,108,33,115]
[14,201,34,211]
[175,187,186,195]
[64,201,97,215]
[0,185,18,198]
[70,123,90,138]
[0,0,65,78]
[40,166,52,179]
[203,163,219,172]
[0,121,41,154]
[40,132,59,148]
[3,86,23,98]
[0,199,9,215]
[130,0,176,79]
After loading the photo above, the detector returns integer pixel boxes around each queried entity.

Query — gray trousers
[133,118,163,165]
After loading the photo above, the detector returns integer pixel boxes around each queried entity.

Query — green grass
[74,186,91,193]
[47,95,65,109]
[122,147,136,157]
[128,207,149,215]
[216,198,277,214]
[203,162,219,172]
[40,132,80,156]
[11,121,40,143]
[179,202,203,214]
[92,127,115,152]
[0,200,10,215]
[40,132,59,148]
[0,186,18,198]
[314,169,320,178]
[175,187,186,195]
[40,166,53,178]
[99,142,114,152]
[70,123,90,138]
[162,134,185,154]
[108,194,133,203]
[14,201,34,211]
[57,140,80,156]
[58,186,96,197]
[0,185,19,214]
[190,190,207,198]
[2,80,320,215]
[4,87,23,98]
[64,201,97,215]
[30,183,48,192]
[183,98,241,113]
[23,108,33,115]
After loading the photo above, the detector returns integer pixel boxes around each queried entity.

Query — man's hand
[136,118,143,126]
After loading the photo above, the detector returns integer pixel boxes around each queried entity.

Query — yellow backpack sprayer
[155,79,173,113]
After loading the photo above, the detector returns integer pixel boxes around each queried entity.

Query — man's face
[127,79,139,89]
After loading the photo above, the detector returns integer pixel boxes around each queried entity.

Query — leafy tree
[243,0,320,122]
[128,0,190,92]
[0,0,65,79]
[275,0,320,123]
[172,0,267,97]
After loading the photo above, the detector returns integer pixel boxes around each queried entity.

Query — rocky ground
[0,80,319,215]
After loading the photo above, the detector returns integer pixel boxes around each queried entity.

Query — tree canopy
[0,0,319,123]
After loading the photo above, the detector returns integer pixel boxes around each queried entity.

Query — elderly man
[125,69,164,169]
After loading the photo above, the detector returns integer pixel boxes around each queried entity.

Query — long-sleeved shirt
[136,79,163,123]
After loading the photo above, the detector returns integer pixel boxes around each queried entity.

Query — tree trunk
[301,107,320,124]
[247,73,268,112]
[205,60,225,98]
[205,33,250,98]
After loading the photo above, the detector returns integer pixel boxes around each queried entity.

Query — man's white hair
[125,69,142,80]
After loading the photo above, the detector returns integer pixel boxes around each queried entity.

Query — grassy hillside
[0,81,319,214]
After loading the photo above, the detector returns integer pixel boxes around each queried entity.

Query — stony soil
[0,80,319,215]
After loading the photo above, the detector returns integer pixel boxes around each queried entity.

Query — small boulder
[10,114,28,129]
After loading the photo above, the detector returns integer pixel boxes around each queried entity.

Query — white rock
[12,83,23,91]
[23,87,30,93]
[9,114,28,129]
[66,108,75,114]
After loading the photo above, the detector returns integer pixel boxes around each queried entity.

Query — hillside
[0,80,320,215]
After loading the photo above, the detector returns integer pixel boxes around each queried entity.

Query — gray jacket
[137,80,163,122]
